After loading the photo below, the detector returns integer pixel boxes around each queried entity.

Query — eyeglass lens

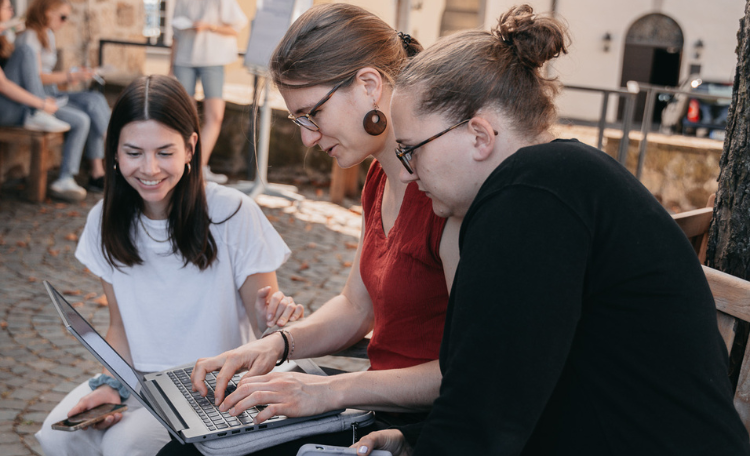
[288,78,351,132]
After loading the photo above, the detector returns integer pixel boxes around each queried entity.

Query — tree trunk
[706,0,750,278]
[706,1,750,389]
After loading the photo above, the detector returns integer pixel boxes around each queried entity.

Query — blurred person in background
[170,0,248,184]
[15,0,110,201]
[0,0,69,133]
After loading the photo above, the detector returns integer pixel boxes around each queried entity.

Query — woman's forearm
[212,24,238,36]
[284,293,374,360]
[283,228,375,359]
[101,280,134,370]
[40,70,81,86]
[103,322,133,375]
[328,360,442,413]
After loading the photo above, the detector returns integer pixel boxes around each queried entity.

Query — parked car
[660,75,732,140]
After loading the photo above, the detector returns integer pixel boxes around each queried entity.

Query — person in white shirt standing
[170,0,248,184]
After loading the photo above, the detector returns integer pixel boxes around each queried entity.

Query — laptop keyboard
[168,367,272,431]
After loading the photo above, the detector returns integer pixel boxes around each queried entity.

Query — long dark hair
[101,75,217,270]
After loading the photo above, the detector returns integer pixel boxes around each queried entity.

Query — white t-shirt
[172,0,248,68]
[15,29,56,73]
[75,183,291,372]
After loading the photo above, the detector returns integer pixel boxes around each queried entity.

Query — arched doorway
[618,13,683,123]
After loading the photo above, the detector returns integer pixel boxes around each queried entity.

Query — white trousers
[35,380,170,456]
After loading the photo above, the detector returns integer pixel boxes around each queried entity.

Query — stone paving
[0,185,367,456]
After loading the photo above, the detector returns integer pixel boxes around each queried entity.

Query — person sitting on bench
[0,0,69,133]
[355,5,750,455]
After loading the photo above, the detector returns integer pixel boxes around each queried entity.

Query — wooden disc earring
[363,104,387,136]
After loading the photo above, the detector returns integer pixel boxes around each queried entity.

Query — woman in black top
[355,4,750,456]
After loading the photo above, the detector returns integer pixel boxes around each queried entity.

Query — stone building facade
[10,0,145,75]
[379,0,744,123]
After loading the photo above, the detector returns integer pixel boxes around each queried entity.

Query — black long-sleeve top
[407,139,750,455]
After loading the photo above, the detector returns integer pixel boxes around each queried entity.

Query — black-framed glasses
[287,79,350,132]
[395,119,470,174]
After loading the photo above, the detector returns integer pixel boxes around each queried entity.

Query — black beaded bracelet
[262,330,289,366]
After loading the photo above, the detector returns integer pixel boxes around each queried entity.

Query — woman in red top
[160,3,461,454]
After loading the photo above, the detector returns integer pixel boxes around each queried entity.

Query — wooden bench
[673,206,713,262]
[672,194,715,263]
[672,197,750,432]
[329,162,360,205]
[703,265,750,433]
[0,126,64,202]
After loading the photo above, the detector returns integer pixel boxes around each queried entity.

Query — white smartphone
[296,444,392,456]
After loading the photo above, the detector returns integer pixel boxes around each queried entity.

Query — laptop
[44,281,343,444]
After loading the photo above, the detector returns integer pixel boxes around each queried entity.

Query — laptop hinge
[148,380,189,431]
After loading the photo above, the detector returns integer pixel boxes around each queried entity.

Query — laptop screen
[49,285,141,391]
[44,281,181,439]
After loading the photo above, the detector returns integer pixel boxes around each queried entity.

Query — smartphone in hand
[51,403,127,431]
[296,444,392,456]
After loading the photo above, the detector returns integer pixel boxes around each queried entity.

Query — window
[440,0,485,37]
[147,0,175,46]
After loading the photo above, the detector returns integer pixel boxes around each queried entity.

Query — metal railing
[563,82,732,180]
[98,39,169,67]
[97,39,246,67]
[562,84,638,161]
[97,39,733,183]
[628,82,729,179]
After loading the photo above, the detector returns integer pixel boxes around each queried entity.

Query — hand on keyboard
[169,368,277,431]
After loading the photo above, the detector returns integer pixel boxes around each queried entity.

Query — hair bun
[493,4,568,69]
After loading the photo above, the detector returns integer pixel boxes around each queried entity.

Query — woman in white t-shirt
[170,0,248,184]
[35,75,303,456]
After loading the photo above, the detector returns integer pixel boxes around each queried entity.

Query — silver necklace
[139,216,170,243]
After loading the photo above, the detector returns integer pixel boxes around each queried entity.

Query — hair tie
[397,31,412,49]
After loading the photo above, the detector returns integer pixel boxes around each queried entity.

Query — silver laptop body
[44,281,342,444]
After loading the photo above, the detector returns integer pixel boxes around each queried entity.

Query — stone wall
[604,131,722,212]
[208,102,350,187]
[58,0,145,75]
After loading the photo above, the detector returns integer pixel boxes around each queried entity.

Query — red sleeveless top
[359,161,449,370]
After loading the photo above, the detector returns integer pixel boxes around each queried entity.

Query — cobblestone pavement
[0,185,367,456]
